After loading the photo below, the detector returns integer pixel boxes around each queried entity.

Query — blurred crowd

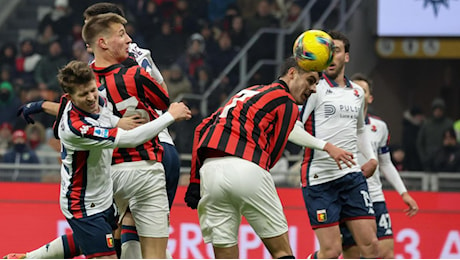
[1,0,459,183]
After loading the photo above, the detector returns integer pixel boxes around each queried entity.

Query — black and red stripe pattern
[194,80,298,174]
[91,63,169,164]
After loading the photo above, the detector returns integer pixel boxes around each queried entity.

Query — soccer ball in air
[293,30,334,72]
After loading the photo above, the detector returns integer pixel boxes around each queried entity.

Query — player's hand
[168,102,192,121]
[402,192,419,217]
[117,115,147,130]
[184,182,200,210]
[361,158,378,178]
[323,142,356,170]
[16,100,45,124]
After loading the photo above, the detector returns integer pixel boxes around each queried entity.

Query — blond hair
[82,13,127,47]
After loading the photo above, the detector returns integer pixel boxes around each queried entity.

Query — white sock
[166,249,173,259]
[26,237,65,259]
[121,240,142,259]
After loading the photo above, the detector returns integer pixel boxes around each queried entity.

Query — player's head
[324,30,350,79]
[82,13,131,62]
[351,72,373,107]
[279,56,320,105]
[83,2,125,22]
[57,60,99,114]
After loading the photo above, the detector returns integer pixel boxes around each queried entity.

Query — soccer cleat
[2,253,26,259]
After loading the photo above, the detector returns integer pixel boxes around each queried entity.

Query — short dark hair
[279,56,304,76]
[57,61,95,94]
[351,73,373,94]
[83,2,125,20]
[327,30,350,53]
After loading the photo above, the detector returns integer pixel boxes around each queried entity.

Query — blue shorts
[161,142,180,209]
[341,201,393,248]
[302,172,375,229]
[67,205,118,258]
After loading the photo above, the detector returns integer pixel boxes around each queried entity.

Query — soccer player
[8,12,179,260]
[184,56,356,259]
[340,73,419,259]
[299,31,380,259]
[56,60,190,259]
[83,4,179,258]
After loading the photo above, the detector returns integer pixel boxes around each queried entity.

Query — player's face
[69,79,99,114]
[353,79,373,105]
[105,22,132,63]
[324,39,349,79]
[290,69,319,104]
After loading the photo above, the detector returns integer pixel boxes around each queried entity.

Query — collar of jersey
[365,114,370,125]
[274,79,290,92]
[91,63,123,74]
[322,73,352,88]
[71,102,100,120]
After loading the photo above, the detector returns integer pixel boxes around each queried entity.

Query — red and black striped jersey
[193,80,299,177]
[91,63,170,164]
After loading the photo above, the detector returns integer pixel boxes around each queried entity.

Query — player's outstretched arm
[379,152,419,217]
[288,121,356,169]
[117,102,191,148]
[17,100,59,123]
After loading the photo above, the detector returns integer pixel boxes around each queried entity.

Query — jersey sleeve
[136,67,170,110]
[61,120,119,150]
[378,121,391,155]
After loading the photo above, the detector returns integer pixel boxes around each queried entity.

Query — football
[292,29,334,72]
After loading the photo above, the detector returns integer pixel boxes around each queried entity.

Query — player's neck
[93,51,120,68]
[334,71,347,87]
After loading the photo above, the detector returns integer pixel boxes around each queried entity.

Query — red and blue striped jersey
[58,98,120,219]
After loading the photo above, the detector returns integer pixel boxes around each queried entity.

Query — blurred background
[0,0,459,258]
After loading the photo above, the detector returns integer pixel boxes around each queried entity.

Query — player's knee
[321,246,342,259]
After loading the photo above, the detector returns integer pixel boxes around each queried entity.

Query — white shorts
[111,160,169,238]
[198,156,288,247]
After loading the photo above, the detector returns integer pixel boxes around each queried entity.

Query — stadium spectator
[170,99,203,155]
[299,31,379,259]
[164,63,192,101]
[184,56,354,259]
[136,0,162,43]
[1,129,40,182]
[228,15,247,51]
[401,106,425,171]
[36,24,59,55]
[148,18,184,69]
[0,122,13,158]
[176,33,207,80]
[37,0,73,44]
[206,31,238,83]
[34,40,68,94]
[0,81,21,125]
[15,39,41,85]
[416,97,453,171]
[0,42,18,78]
[71,40,92,63]
[430,128,460,172]
[191,65,212,94]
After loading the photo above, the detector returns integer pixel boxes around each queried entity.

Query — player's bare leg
[261,232,294,258]
[213,245,239,259]
[313,226,343,258]
[346,219,379,258]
